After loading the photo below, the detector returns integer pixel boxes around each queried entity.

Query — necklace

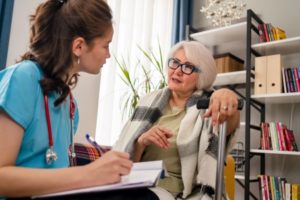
[44,93,75,165]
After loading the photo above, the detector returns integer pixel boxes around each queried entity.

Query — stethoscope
[43,92,76,165]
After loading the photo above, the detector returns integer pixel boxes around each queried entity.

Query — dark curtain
[0,0,14,70]
[171,0,193,45]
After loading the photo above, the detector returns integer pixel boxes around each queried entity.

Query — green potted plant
[115,43,167,119]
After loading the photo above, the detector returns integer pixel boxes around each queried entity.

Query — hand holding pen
[85,133,106,155]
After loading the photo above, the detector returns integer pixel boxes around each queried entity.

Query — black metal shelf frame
[244,9,266,200]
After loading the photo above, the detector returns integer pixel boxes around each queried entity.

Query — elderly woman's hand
[137,125,173,149]
[204,88,240,135]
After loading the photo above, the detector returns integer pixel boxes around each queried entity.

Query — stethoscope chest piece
[45,146,57,165]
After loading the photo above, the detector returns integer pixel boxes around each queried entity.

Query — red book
[258,24,266,42]
[286,129,299,151]
[276,122,286,151]
[263,175,270,200]
[293,67,300,92]
[283,125,293,151]
[263,122,271,149]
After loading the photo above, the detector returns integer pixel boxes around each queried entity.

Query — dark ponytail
[21,0,112,106]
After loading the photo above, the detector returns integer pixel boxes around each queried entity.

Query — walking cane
[197,99,243,200]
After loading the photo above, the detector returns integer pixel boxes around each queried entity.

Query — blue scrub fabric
[0,60,79,169]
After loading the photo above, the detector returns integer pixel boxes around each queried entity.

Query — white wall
[192,0,300,199]
[6,0,99,143]
[192,0,300,38]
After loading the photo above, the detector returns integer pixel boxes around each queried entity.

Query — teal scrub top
[0,60,79,169]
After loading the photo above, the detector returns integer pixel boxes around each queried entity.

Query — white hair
[166,41,217,90]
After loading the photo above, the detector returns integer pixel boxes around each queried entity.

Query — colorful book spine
[286,129,299,151]
[287,68,295,92]
[263,23,270,42]
[270,122,280,150]
[261,123,266,149]
[258,24,266,42]
[258,175,265,200]
[298,67,300,90]
[284,68,291,93]
[283,125,293,151]
[291,68,299,92]
[264,175,269,200]
[294,67,300,92]
[286,183,291,200]
[282,67,287,93]
[276,122,286,151]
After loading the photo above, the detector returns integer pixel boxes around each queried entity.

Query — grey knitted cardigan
[113,88,235,199]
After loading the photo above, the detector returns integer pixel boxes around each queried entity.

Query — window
[96,0,173,145]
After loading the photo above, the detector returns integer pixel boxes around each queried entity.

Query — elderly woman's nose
[174,66,183,75]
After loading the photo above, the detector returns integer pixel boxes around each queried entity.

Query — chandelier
[200,0,246,27]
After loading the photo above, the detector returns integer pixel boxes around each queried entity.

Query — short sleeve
[0,61,42,129]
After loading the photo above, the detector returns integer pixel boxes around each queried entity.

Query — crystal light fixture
[200,0,246,27]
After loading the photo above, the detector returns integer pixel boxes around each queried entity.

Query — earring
[77,57,80,65]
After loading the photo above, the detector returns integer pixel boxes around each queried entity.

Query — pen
[85,133,106,154]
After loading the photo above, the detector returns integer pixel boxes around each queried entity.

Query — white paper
[32,160,163,199]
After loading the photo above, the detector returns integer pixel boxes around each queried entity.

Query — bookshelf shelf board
[213,70,253,86]
[235,174,257,181]
[190,22,247,47]
[250,149,300,156]
[252,36,300,55]
[251,92,300,104]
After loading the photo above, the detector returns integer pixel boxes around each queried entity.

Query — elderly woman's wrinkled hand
[204,88,239,126]
[137,125,173,149]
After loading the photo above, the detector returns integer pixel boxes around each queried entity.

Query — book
[282,124,293,151]
[284,68,291,93]
[286,182,291,200]
[286,129,299,151]
[263,23,270,42]
[274,27,287,40]
[287,68,295,92]
[257,175,264,200]
[261,122,271,150]
[282,67,287,93]
[270,122,280,151]
[258,24,266,42]
[276,122,286,151]
[32,160,163,199]
[293,67,300,92]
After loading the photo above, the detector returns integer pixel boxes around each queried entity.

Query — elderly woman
[113,41,240,199]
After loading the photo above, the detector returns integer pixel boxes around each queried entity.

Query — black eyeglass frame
[167,58,201,75]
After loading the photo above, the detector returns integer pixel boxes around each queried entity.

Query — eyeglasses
[168,58,201,75]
